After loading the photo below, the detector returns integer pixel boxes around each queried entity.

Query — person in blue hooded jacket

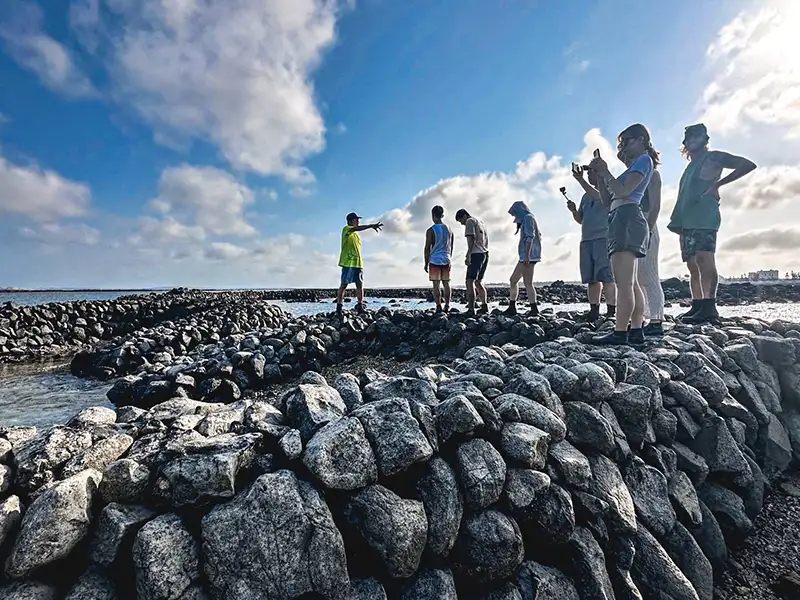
[505,201,541,316]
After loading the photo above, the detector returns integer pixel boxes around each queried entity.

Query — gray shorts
[608,204,649,258]
[579,239,614,284]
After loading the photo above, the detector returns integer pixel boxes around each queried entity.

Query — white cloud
[0,0,96,98]
[0,151,91,220]
[204,242,249,261]
[83,0,343,179]
[147,165,257,238]
[19,222,100,245]
[130,216,206,244]
[700,2,800,138]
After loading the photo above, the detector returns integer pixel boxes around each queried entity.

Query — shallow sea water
[2,297,800,429]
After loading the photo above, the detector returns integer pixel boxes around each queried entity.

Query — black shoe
[628,328,645,345]
[477,304,489,315]
[585,304,600,321]
[606,305,616,318]
[355,302,366,314]
[435,306,443,314]
[592,330,629,345]
[528,304,539,317]
[683,299,719,325]
[465,309,476,318]
[679,300,701,321]
[335,304,343,317]
[642,322,664,337]
[504,302,517,316]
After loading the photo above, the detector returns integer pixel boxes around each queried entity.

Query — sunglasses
[617,136,637,149]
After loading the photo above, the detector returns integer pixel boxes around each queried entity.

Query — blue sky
[1,0,797,289]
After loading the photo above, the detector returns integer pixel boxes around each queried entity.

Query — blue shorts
[340,267,363,286]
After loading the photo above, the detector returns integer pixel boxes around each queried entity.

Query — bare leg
[432,280,442,308]
[465,279,476,311]
[509,264,523,301]
[476,280,487,305]
[442,280,452,307]
[522,264,536,305]
[337,285,346,305]
[356,283,364,304]
[587,282,602,304]
[603,282,617,306]
[687,257,702,300]
[695,251,718,298]
[611,251,636,333]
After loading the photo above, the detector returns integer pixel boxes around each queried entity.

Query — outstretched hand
[372,222,384,231]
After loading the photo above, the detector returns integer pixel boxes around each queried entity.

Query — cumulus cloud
[204,242,249,262]
[721,227,800,253]
[19,222,100,245]
[721,165,800,210]
[0,0,96,98]
[0,151,91,220]
[700,3,800,138]
[130,216,206,244]
[147,165,257,238]
[77,0,343,179]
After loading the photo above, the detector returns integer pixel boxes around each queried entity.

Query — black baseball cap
[346,212,362,222]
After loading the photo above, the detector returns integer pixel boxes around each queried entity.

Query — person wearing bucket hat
[336,212,383,316]
[667,124,756,324]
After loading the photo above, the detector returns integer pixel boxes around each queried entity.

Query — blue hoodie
[508,201,541,262]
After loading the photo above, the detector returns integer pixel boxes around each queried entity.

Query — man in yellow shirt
[337,212,383,315]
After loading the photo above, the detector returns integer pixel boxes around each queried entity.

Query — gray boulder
[134,514,203,600]
[516,561,579,600]
[99,458,150,503]
[363,376,437,406]
[752,334,796,368]
[569,363,616,403]
[13,426,93,493]
[608,384,654,447]
[500,423,550,469]
[690,501,728,573]
[568,526,616,600]
[563,402,615,456]
[526,483,575,544]
[333,373,363,411]
[398,569,458,600]
[759,414,793,481]
[668,471,702,527]
[354,398,433,476]
[456,439,507,509]
[347,579,387,600]
[539,364,579,398]
[62,434,134,479]
[7,469,101,579]
[588,454,637,534]
[64,568,118,600]
[632,525,700,600]
[623,457,676,537]
[454,510,524,584]
[661,522,713,600]
[0,495,23,548]
[666,382,708,421]
[91,503,156,567]
[672,442,709,486]
[697,482,753,541]
[303,417,378,490]
[343,484,427,579]
[416,458,463,560]
[154,450,245,507]
[503,469,551,519]
[0,581,58,600]
[548,440,591,491]
[689,416,752,483]
[435,395,485,444]
[278,429,303,460]
[203,470,348,599]
[286,384,347,441]
[68,406,117,429]
[495,394,567,442]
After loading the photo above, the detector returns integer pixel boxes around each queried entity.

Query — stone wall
[1,317,800,599]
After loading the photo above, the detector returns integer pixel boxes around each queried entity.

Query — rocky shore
[2,300,800,598]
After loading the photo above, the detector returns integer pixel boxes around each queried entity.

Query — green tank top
[668,153,721,233]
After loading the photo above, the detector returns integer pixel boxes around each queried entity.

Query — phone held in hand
[593,149,600,159]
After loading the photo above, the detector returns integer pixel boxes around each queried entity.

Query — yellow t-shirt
[339,226,363,268]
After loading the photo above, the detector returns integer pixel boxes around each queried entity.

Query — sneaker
[354,302,366,314]
[642,322,664,337]
[477,304,489,315]
[683,300,719,325]
[628,328,646,345]
[504,302,517,316]
[528,304,539,317]
[591,330,629,345]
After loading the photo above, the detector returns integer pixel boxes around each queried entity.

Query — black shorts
[607,204,649,258]
[680,229,717,262]
[466,252,488,281]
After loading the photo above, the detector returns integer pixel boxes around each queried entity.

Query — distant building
[747,270,779,281]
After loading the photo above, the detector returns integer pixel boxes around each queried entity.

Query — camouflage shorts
[680,229,717,262]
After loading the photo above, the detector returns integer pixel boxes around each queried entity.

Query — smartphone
[571,162,581,175]
[593,149,600,159]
